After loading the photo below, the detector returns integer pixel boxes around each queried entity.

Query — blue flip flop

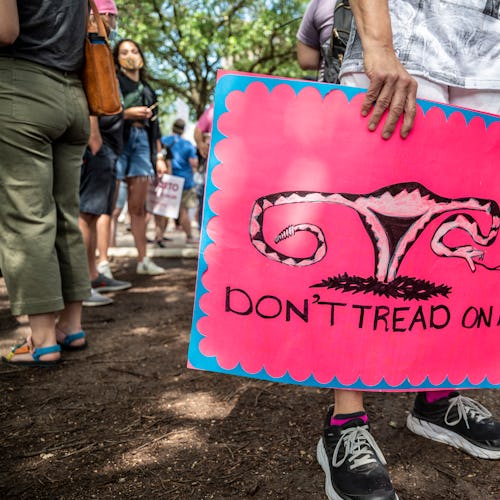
[57,331,87,351]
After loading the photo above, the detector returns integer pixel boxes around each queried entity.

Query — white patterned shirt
[341,0,500,89]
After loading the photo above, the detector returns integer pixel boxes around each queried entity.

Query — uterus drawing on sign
[249,182,500,301]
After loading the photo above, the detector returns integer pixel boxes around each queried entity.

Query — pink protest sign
[188,70,500,391]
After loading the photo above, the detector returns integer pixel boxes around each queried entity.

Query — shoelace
[332,425,387,470]
[444,395,492,429]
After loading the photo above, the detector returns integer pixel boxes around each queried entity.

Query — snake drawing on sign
[249,182,500,301]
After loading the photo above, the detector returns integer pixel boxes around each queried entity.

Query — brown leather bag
[81,0,122,116]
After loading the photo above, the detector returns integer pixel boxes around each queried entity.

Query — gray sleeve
[297,0,321,49]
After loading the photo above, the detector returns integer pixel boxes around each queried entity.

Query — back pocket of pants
[12,68,63,128]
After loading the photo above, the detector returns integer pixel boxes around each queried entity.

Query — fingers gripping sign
[361,48,418,140]
[347,0,419,139]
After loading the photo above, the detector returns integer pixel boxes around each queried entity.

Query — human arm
[155,139,169,175]
[88,116,103,154]
[165,158,172,175]
[0,0,20,46]
[195,104,214,158]
[123,107,153,121]
[165,145,173,174]
[194,126,209,159]
[296,0,322,71]
[296,40,320,71]
[189,154,199,172]
[349,0,417,139]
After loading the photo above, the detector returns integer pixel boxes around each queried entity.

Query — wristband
[156,152,165,160]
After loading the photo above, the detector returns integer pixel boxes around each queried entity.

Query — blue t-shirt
[162,134,197,190]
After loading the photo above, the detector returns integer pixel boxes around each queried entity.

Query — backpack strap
[320,0,352,83]
[330,0,351,61]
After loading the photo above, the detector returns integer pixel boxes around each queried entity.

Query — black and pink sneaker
[407,392,500,459]
[317,406,398,500]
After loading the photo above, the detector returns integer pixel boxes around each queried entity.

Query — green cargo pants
[0,58,91,315]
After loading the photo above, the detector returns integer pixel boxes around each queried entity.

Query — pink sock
[425,390,454,403]
[330,412,368,427]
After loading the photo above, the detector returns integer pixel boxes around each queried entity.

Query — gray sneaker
[91,273,132,293]
[83,289,114,307]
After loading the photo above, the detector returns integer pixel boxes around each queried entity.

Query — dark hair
[113,38,148,81]
[173,118,185,134]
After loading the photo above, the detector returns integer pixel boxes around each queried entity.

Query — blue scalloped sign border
[188,70,500,391]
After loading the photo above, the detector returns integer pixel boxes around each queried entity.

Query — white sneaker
[136,257,166,275]
[97,260,114,279]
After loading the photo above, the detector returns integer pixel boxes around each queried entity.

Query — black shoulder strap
[330,0,351,59]
[319,0,352,83]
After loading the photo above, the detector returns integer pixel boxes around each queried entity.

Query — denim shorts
[80,143,118,215]
[115,180,128,210]
[116,126,154,180]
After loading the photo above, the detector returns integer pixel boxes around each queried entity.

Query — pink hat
[92,0,118,15]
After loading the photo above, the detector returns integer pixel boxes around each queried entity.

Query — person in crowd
[194,103,214,228]
[92,1,121,281]
[148,144,173,248]
[113,38,167,275]
[95,210,115,279]
[79,0,131,307]
[193,131,210,228]
[0,0,91,364]
[162,119,199,245]
[109,181,128,250]
[298,1,500,499]
[296,0,339,81]
[194,102,214,160]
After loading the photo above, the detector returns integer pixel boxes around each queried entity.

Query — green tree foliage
[116,0,310,117]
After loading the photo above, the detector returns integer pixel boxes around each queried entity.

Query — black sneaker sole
[407,414,500,459]
[316,438,399,500]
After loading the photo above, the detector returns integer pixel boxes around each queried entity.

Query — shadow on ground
[0,258,498,499]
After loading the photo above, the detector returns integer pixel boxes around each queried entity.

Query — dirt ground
[0,256,498,499]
